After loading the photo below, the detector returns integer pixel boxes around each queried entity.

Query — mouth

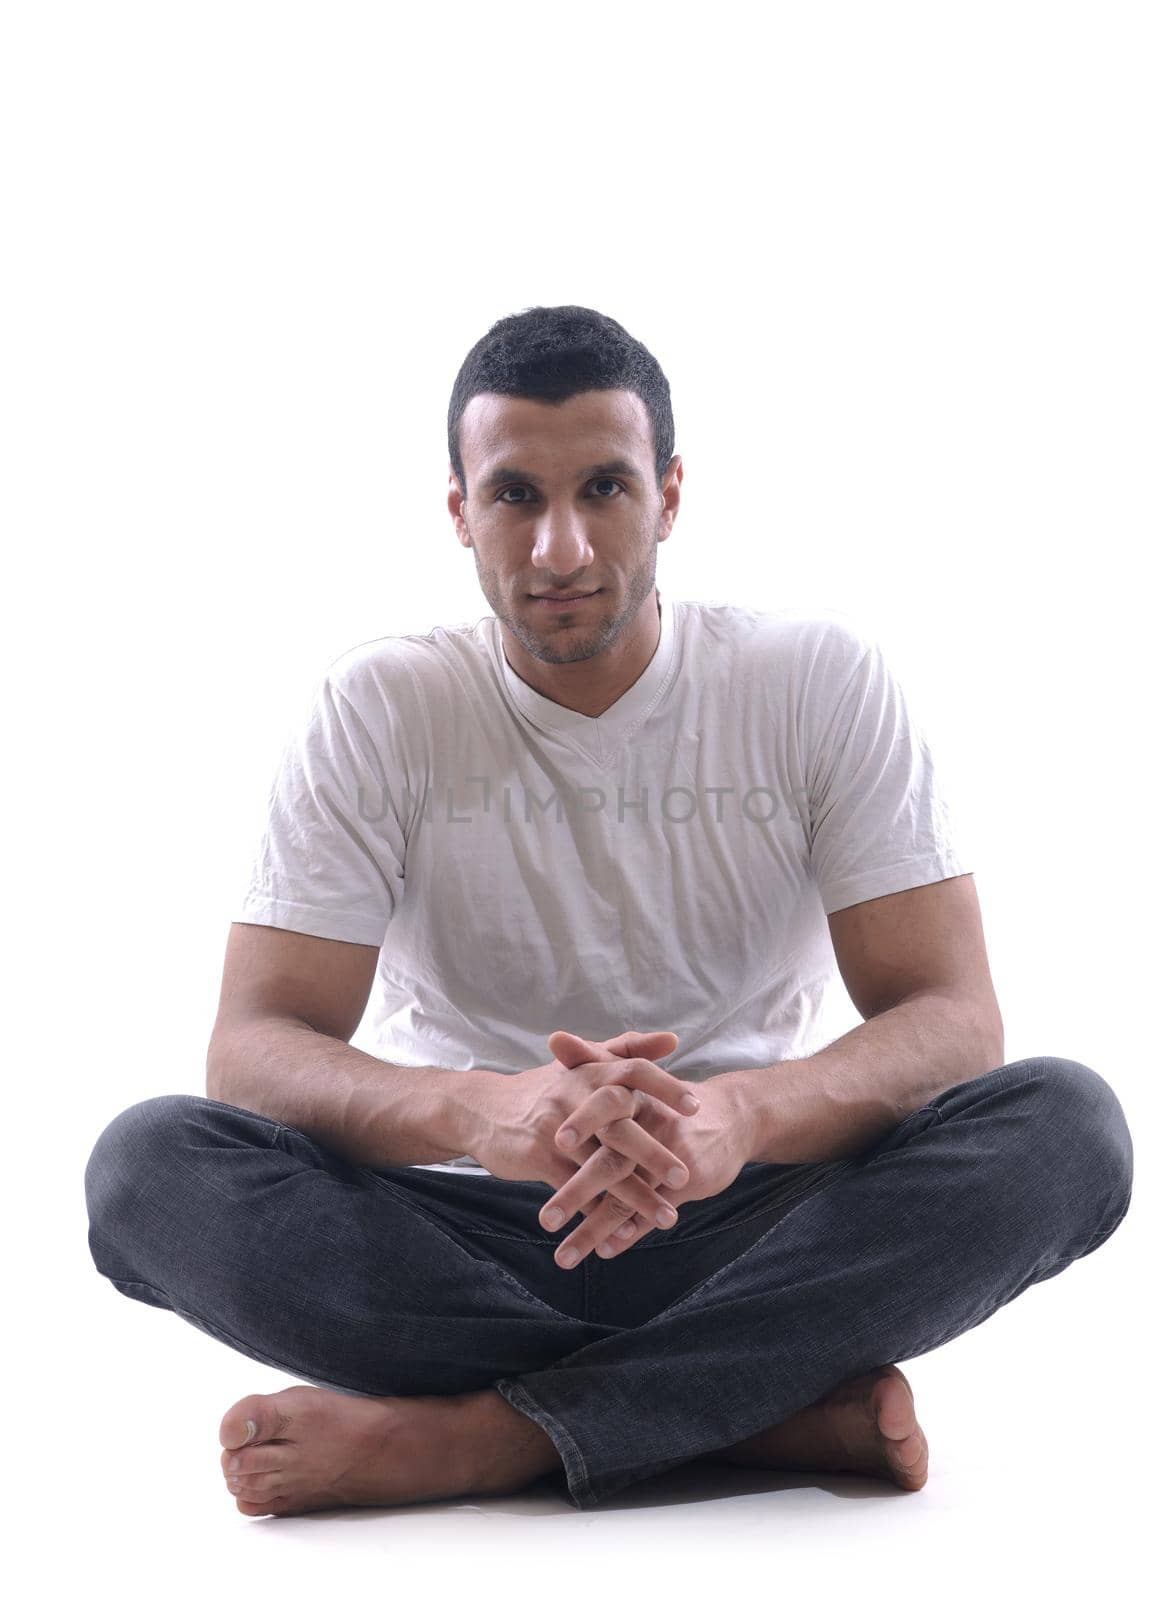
[529,589,601,609]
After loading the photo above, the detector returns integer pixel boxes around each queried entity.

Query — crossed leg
[214,1364,928,1517]
[88,1060,1127,1517]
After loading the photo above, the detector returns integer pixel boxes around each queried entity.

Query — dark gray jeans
[84,1055,1133,1509]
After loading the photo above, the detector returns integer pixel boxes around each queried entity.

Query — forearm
[206,1016,489,1169]
[737,990,1005,1165]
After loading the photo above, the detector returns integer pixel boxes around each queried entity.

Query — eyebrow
[478,457,645,492]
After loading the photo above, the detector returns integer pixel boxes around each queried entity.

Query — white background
[4,1,1161,1593]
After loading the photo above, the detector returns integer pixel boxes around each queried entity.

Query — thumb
[602,1029,680,1060]
[547,1028,680,1068]
[546,1030,604,1067]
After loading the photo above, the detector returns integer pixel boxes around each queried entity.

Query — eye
[496,478,626,504]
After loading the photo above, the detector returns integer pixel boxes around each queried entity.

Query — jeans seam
[151,1115,587,1330]
[263,1136,577,1323]
[494,1379,596,1508]
[611,1161,857,1333]
[361,1175,584,1324]
[634,1161,852,1248]
[205,1096,287,1147]
[443,1164,850,1248]
[108,1279,389,1396]
[1075,1187,1133,1259]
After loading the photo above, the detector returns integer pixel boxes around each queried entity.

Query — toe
[220,1393,289,1452]
[222,1443,285,1479]
[889,1428,929,1488]
[234,1496,274,1517]
[872,1370,917,1442]
[891,1429,927,1470]
[875,1362,914,1400]
[233,1474,280,1504]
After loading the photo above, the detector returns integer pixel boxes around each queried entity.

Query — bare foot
[218,1385,561,1517]
[704,1364,928,1491]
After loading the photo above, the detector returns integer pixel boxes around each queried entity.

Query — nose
[530,512,595,581]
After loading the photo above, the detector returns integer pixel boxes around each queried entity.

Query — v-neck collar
[490,589,678,764]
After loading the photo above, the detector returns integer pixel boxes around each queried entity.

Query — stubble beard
[469,526,658,667]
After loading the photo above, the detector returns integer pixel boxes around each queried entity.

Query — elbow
[986,1017,1006,1072]
[966,996,1005,1074]
[205,1027,235,1103]
[924,986,1005,1076]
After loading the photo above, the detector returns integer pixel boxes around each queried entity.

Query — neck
[504,588,661,719]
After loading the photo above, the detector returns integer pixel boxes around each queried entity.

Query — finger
[546,1031,599,1068]
[597,1029,680,1060]
[570,1196,654,1264]
[565,1128,688,1245]
[542,1140,678,1244]
[540,1107,659,1209]
[553,1064,700,1147]
[617,1057,702,1116]
[543,1140,613,1199]
[553,1081,638,1156]
[544,1136,637,1231]
[548,1029,679,1068]
[552,1150,674,1263]
[553,1110,688,1192]
[555,1167,678,1267]
[595,1212,653,1261]
[544,1122,669,1219]
[552,1184,648,1268]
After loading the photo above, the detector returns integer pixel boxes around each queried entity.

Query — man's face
[448,388,681,667]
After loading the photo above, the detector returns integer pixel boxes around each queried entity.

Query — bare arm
[740,876,1004,1164]
[205,922,487,1169]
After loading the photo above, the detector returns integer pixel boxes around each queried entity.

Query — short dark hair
[447,304,675,498]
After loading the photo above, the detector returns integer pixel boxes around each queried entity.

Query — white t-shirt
[237,589,971,1174]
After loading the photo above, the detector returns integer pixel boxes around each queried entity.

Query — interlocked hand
[541,1030,753,1268]
[467,1027,700,1252]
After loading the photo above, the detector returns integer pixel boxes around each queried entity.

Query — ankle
[466,1390,562,1491]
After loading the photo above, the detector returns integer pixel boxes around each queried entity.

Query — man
[85,304,1134,1517]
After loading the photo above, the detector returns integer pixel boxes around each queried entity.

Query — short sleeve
[804,621,971,915]
[236,668,412,946]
